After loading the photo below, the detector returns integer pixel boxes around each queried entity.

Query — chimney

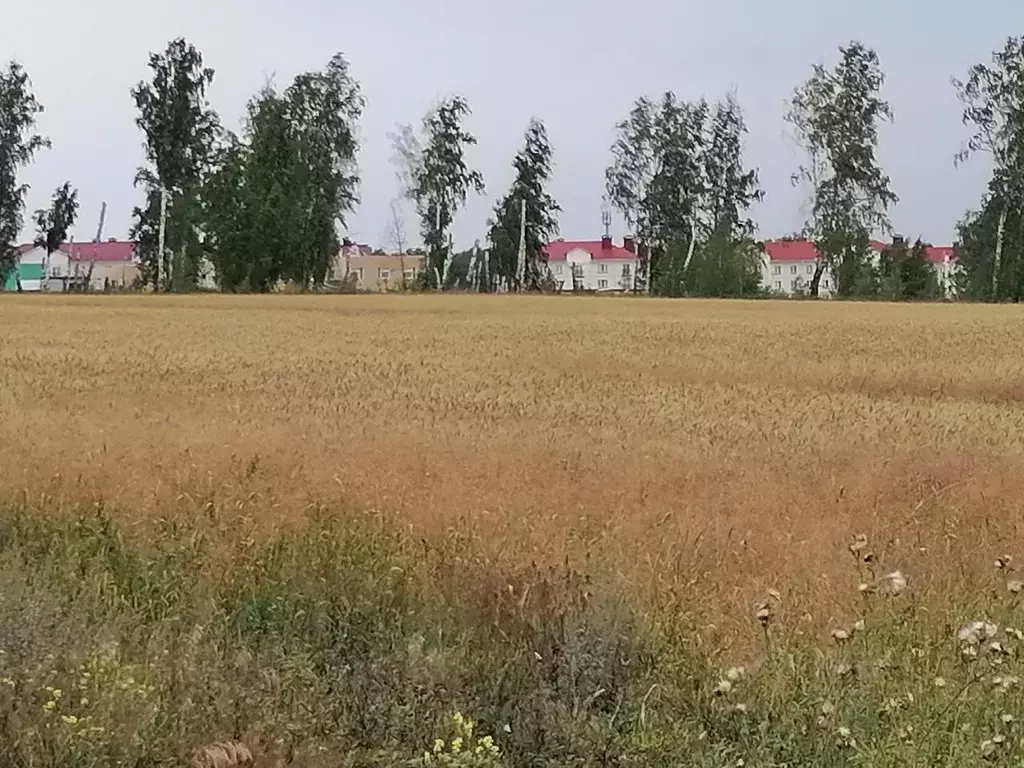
[892,234,906,247]
[601,235,612,250]
[623,236,635,254]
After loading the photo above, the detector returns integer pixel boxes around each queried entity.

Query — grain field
[2,293,1023,638]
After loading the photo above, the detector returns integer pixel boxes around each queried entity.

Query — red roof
[763,239,954,264]
[544,239,636,261]
[15,240,136,262]
[66,241,135,262]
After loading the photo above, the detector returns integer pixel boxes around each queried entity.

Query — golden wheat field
[2,293,1024,639]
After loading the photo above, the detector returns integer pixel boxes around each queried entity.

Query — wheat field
[2,293,1023,638]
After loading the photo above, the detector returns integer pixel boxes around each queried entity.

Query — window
[599,263,608,273]
[622,264,632,277]
[772,265,781,275]
[791,279,798,290]
[354,268,363,281]
[806,264,814,274]
[775,281,782,290]
[598,279,608,289]
[572,264,584,277]
[404,269,415,279]
[823,280,830,289]
[555,264,563,274]
[379,268,390,279]
[790,265,798,274]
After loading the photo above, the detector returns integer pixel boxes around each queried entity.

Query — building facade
[543,237,639,291]
[334,243,424,291]
[761,239,958,297]
[4,240,138,292]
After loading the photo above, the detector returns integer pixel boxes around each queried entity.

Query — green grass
[0,503,1022,767]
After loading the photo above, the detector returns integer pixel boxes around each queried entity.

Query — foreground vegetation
[2,294,1024,765]
[1,505,1023,767]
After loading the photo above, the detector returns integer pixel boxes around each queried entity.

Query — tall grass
[0,502,1022,767]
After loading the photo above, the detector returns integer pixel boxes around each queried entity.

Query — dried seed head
[849,534,868,555]
[852,619,866,633]
[883,570,908,596]
[754,601,773,627]
[715,679,733,695]
[830,628,850,643]
[724,666,746,682]
[836,662,854,677]
[1001,713,1014,724]
[996,555,1013,570]
[1008,580,1023,595]
[933,676,947,688]
[190,742,253,768]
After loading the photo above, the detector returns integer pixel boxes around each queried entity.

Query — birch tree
[130,38,220,291]
[953,36,1024,301]
[0,62,49,286]
[393,96,484,289]
[786,41,897,297]
[33,182,79,283]
[486,118,560,292]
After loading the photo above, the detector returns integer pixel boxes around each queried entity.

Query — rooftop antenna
[601,202,612,239]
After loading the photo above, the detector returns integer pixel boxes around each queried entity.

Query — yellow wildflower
[43,701,56,712]
[61,715,79,725]
[450,737,463,753]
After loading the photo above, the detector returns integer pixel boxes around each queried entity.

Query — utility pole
[156,187,167,292]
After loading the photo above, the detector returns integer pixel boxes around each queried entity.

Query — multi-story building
[543,236,639,291]
[333,242,424,291]
[761,238,958,297]
[4,240,138,291]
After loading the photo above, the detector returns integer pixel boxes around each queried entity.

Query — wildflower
[450,738,463,754]
[433,739,444,754]
[51,688,62,699]
[80,697,89,706]
[43,701,56,712]
[959,621,998,645]
[0,678,13,688]
[821,701,836,716]
[837,726,852,738]
[715,679,733,695]
[1001,714,1014,724]
[724,666,745,682]
[981,739,997,758]
[996,555,1012,570]
[858,583,870,594]
[732,703,748,714]
[933,677,947,688]
[836,662,854,677]
[1006,627,1024,641]
[754,601,773,627]
[831,628,850,643]
[502,724,512,734]
[852,619,866,633]
[61,715,79,725]
[883,571,908,596]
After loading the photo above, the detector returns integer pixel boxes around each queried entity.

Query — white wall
[549,248,637,291]
[763,259,834,296]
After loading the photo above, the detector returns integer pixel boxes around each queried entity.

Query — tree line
[1,35,1023,299]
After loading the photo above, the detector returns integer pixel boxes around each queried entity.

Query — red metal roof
[66,241,135,262]
[763,239,953,264]
[544,239,636,261]
[15,241,136,262]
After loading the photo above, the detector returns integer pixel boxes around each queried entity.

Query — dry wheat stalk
[190,740,254,768]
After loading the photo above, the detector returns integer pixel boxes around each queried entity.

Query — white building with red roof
[761,238,958,297]
[543,236,639,291]
[5,240,138,292]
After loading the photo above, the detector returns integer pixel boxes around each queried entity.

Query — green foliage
[33,182,79,258]
[953,36,1024,301]
[130,37,219,291]
[0,61,50,284]
[484,119,560,292]
[606,91,761,295]
[204,55,364,292]
[1,507,1024,767]
[787,41,897,297]
[877,239,942,300]
[394,96,485,290]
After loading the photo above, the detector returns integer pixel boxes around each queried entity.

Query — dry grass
[2,293,1024,641]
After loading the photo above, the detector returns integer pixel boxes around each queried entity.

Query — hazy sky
[3,0,1021,249]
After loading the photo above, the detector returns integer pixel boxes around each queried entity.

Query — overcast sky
[3,0,1021,249]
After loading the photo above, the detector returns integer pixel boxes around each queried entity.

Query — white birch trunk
[441,232,455,290]
[157,187,167,292]
[681,217,697,273]
[993,204,1007,298]
[516,198,527,291]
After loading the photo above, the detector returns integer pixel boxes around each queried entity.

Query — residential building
[761,239,958,297]
[334,242,424,291]
[3,240,138,292]
[543,236,639,291]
